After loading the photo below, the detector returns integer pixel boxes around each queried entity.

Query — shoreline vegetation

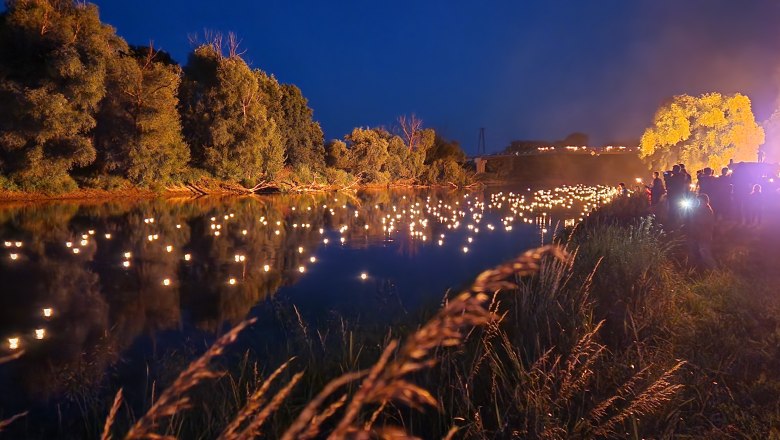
[0,2,475,200]
[4,191,779,438]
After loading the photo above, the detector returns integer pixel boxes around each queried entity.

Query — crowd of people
[617,162,779,269]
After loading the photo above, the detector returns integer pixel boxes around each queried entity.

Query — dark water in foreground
[0,185,614,436]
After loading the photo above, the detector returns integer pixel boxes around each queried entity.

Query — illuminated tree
[94,45,189,186]
[0,0,120,192]
[639,93,765,172]
[180,43,283,185]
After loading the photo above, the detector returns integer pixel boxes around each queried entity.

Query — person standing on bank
[647,172,666,206]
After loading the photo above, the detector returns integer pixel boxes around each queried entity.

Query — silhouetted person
[679,163,692,190]
[747,184,763,225]
[617,182,628,197]
[698,167,715,198]
[711,167,732,220]
[647,171,666,206]
[665,165,685,222]
[689,193,716,269]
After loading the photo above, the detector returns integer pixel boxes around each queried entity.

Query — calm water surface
[0,185,614,435]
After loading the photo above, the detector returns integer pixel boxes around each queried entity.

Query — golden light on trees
[639,93,764,172]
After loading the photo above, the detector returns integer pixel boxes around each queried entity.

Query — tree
[94,44,189,186]
[427,134,466,163]
[343,128,389,181]
[258,71,325,170]
[398,114,423,151]
[180,43,283,185]
[639,93,765,172]
[0,0,119,192]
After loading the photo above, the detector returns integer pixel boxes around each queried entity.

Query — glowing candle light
[9,253,18,260]
[309,256,316,263]
[104,234,112,239]
[228,278,237,285]
[72,248,80,254]
[184,254,191,261]
[166,245,173,252]
[360,272,368,280]
[323,238,329,244]
[298,266,305,273]
[14,241,22,247]
[263,264,270,272]
[162,278,171,286]
[124,252,132,259]
[8,337,19,350]
[43,308,53,317]
[34,328,45,340]
[462,246,469,253]
[80,239,88,246]
[122,261,131,268]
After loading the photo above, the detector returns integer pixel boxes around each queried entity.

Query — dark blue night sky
[84,1,780,152]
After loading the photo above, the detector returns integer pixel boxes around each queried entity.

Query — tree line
[0,0,470,194]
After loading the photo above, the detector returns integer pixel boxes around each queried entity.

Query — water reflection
[0,185,615,408]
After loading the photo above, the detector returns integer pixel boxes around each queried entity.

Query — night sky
[75,1,780,152]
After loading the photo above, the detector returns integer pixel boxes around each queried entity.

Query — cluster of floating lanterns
[1,185,616,354]
[5,307,53,351]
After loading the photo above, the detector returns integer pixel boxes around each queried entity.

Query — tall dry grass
[92,242,688,439]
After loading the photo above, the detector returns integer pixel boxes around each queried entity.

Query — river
[0,184,615,437]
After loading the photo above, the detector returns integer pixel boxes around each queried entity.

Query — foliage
[0,0,119,192]
[180,45,283,185]
[94,45,189,187]
[639,93,765,172]
[427,134,467,163]
[258,72,325,170]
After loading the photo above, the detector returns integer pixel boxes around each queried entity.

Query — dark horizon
[10,0,780,154]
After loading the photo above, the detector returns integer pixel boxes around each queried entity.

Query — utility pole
[477,127,486,155]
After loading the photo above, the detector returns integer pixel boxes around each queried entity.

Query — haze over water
[0,185,614,436]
